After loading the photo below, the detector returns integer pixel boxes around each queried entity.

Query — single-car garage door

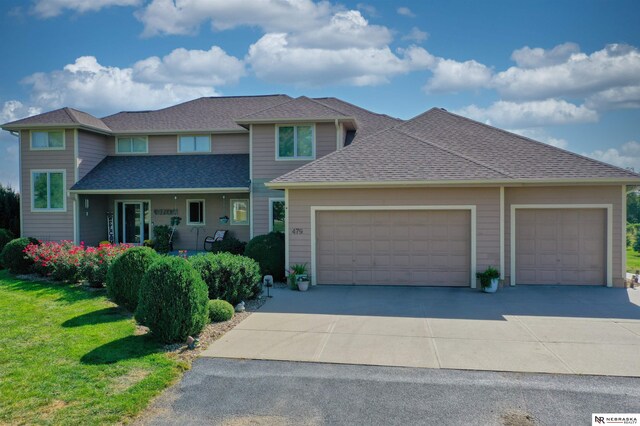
[316,210,471,286]
[515,209,606,285]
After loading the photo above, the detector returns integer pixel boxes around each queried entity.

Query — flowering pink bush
[24,241,131,285]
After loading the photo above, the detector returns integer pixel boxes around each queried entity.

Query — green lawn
[627,247,640,273]
[0,271,185,425]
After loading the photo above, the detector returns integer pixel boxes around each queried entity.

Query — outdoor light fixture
[263,275,273,298]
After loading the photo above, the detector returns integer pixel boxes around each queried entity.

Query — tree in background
[628,190,640,224]
[0,185,20,237]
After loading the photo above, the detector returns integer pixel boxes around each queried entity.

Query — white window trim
[115,136,149,154]
[113,199,151,245]
[30,130,65,151]
[31,169,67,212]
[186,199,206,226]
[230,198,250,225]
[310,205,477,288]
[269,197,285,232]
[509,204,613,287]
[177,134,211,154]
[275,124,316,161]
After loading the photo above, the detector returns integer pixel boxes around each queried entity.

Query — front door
[117,201,145,244]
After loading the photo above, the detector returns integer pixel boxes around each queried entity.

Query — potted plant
[288,263,310,291]
[476,266,500,293]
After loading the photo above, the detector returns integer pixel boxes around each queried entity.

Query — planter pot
[297,280,310,292]
[483,278,499,293]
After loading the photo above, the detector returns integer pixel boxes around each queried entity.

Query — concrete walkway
[202,285,640,376]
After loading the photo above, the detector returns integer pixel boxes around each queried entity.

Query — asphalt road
[141,358,640,426]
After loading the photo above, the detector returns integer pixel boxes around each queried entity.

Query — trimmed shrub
[106,246,159,311]
[243,232,285,281]
[135,257,209,343]
[205,236,246,255]
[208,299,235,322]
[81,243,131,287]
[190,252,261,305]
[1,237,39,274]
[0,228,15,268]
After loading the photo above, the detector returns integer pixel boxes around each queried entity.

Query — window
[277,125,314,159]
[230,199,249,225]
[31,131,64,150]
[32,170,65,211]
[179,135,210,153]
[187,199,205,225]
[269,198,285,233]
[116,136,148,153]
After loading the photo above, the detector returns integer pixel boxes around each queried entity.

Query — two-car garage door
[316,210,471,286]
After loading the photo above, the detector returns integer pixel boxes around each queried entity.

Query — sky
[0,0,639,190]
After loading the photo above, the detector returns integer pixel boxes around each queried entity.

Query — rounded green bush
[106,246,159,311]
[0,237,39,274]
[205,236,246,255]
[243,232,285,281]
[190,252,261,305]
[135,256,209,343]
[208,299,235,322]
[0,228,15,269]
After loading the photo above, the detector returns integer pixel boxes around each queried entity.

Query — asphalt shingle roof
[3,107,111,132]
[236,96,351,121]
[271,108,640,184]
[71,155,250,191]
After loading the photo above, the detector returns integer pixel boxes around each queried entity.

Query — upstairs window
[116,136,148,153]
[187,199,205,225]
[31,131,64,150]
[179,135,210,153]
[32,170,65,211]
[277,125,314,160]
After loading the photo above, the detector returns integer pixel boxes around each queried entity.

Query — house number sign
[153,209,178,215]
[292,228,304,235]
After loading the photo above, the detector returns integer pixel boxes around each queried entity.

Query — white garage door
[316,210,471,286]
[515,208,606,285]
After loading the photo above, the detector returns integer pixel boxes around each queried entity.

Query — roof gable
[236,96,352,122]
[2,107,110,132]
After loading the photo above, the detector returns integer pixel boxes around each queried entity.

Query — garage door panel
[316,210,470,286]
[515,208,605,285]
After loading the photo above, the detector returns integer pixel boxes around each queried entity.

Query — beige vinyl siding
[78,194,109,246]
[287,187,500,283]
[252,178,285,236]
[106,193,250,249]
[77,130,109,180]
[252,123,337,179]
[20,129,75,241]
[107,133,249,155]
[504,185,624,287]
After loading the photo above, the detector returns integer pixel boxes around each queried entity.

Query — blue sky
[1,0,639,189]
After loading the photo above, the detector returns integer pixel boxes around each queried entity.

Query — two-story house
[3,95,640,288]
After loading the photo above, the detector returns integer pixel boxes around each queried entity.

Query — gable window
[32,170,65,211]
[277,125,314,160]
[179,135,210,153]
[187,199,205,225]
[230,199,249,225]
[116,136,148,153]
[31,131,64,150]
[269,198,285,233]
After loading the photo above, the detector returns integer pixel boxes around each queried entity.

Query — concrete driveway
[202,285,640,376]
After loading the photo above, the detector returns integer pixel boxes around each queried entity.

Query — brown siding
[20,129,75,241]
[77,130,109,180]
[105,193,250,249]
[78,194,109,246]
[504,185,624,287]
[287,187,501,284]
[107,133,249,155]
[252,123,337,180]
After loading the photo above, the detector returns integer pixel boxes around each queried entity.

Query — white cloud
[0,100,40,190]
[424,58,492,93]
[495,43,640,101]
[136,0,334,37]
[23,56,220,115]
[585,85,640,110]
[402,27,428,43]
[356,3,377,17]
[456,99,598,128]
[583,141,640,171]
[246,33,434,86]
[32,0,141,18]
[510,42,580,69]
[1,100,41,123]
[133,46,245,86]
[397,6,415,17]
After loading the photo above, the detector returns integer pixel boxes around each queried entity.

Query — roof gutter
[69,187,250,195]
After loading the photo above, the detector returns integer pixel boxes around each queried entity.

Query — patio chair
[203,230,227,251]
